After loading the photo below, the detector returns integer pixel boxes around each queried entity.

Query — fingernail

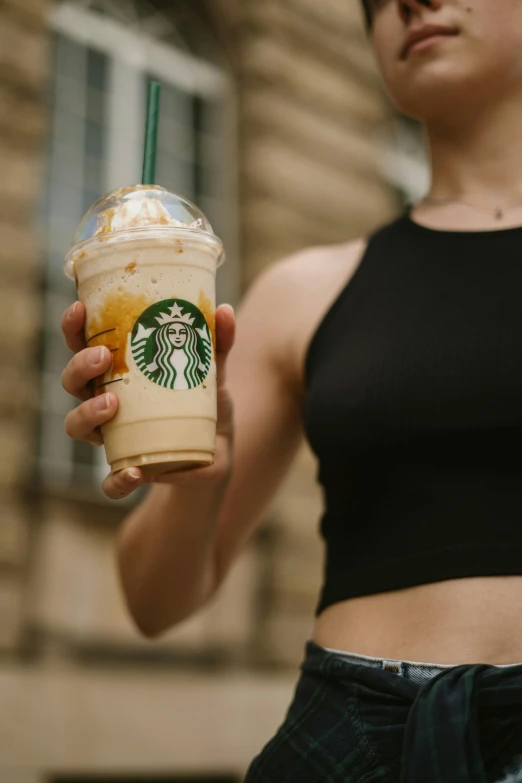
[67,302,78,320]
[126,469,141,483]
[94,393,111,411]
[90,346,106,365]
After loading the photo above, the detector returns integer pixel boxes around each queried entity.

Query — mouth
[401,25,460,60]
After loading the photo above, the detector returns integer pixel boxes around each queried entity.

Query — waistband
[320,643,521,685]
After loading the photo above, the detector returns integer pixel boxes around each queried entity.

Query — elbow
[116,538,165,639]
[119,572,176,639]
[118,578,164,639]
[118,580,174,640]
[125,597,197,640]
[115,524,218,640]
[124,579,215,639]
[130,611,166,640]
[117,567,199,640]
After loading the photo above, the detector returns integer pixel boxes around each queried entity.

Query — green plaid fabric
[244,642,522,783]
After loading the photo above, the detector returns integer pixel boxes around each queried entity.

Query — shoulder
[242,238,367,321]
[238,238,368,388]
[252,238,367,295]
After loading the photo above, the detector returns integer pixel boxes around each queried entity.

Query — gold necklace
[419,196,522,221]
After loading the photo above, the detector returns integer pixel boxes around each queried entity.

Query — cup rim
[64,226,225,280]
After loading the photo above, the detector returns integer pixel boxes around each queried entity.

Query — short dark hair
[361,0,372,28]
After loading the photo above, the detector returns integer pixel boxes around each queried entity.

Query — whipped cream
[96,197,188,235]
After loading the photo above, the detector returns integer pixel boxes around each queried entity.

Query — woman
[61,0,522,779]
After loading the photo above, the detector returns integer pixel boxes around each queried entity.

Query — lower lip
[407,34,456,57]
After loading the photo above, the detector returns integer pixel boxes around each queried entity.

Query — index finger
[62,301,87,354]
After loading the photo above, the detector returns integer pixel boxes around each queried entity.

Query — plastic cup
[64,185,224,477]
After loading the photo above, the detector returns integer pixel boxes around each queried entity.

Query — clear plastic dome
[64,185,222,278]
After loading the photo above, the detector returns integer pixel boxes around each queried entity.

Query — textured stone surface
[0,365,38,418]
[238,1,395,293]
[0,665,296,773]
[0,0,47,660]
[0,14,49,92]
[0,575,25,651]
[0,220,38,277]
[0,419,33,492]
[264,610,316,667]
[0,147,42,206]
[0,283,42,360]
[234,0,396,665]
[0,494,29,568]
[2,0,50,26]
[31,500,260,653]
[0,5,398,771]
[0,83,48,148]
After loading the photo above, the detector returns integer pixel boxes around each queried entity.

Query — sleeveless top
[303,214,522,615]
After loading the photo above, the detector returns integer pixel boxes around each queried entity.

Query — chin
[389,68,490,122]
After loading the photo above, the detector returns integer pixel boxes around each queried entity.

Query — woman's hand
[61,301,236,500]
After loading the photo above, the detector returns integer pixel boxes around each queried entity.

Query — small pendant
[494,207,504,220]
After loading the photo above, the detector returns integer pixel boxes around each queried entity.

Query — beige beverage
[65,185,224,476]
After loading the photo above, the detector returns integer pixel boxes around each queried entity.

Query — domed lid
[64,185,222,278]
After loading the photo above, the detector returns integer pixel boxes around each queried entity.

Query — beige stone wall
[0,0,398,666]
[232,0,398,665]
[30,497,260,659]
[0,0,50,653]
[237,0,396,286]
[0,0,399,776]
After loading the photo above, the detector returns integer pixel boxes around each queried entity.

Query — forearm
[116,477,228,637]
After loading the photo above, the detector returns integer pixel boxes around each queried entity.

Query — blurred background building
[0,0,427,781]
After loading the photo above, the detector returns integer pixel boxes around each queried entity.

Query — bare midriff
[312,576,522,665]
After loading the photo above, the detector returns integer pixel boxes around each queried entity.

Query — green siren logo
[131,298,213,390]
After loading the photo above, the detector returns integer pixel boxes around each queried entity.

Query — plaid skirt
[244,641,522,783]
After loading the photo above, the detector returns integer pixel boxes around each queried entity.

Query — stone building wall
[238,0,396,283]
[0,0,397,665]
[0,0,51,652]
[231,0,398,664]
[0,0,399,777]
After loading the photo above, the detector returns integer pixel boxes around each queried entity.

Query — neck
[426,89,522,206]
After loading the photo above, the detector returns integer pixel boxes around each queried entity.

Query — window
[39,0,237,493]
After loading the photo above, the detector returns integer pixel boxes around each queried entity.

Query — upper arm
[212,261,305,586]
[210,237,367,591]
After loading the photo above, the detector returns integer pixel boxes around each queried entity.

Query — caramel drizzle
[86,327,123,391]
[86,328,117,344]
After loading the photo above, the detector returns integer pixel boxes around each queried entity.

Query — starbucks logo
[131,298,213,390]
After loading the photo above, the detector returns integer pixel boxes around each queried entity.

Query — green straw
[142,80,161,184]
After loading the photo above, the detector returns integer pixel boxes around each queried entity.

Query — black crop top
[303,214,522,615]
